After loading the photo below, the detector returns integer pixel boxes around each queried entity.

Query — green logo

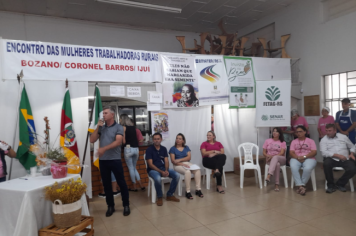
[261,115,268,121]
[265,86,280,101]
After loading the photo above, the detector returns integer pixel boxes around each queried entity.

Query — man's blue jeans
[148,168,180,198]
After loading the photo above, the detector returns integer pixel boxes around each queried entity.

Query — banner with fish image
[151,111,169,140]
[195,55,229,106]
[161,54,199,108]
[224,56,256,109]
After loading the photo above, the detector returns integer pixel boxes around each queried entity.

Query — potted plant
[45,178,87,228]
[47,147,68,179]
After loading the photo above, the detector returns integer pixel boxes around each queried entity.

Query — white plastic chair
[324,167,354,192]
[264,152,288,188]
[238,143,263,189]
[202,168,227,190]
[144,155,172,203]
[291,167,317,191]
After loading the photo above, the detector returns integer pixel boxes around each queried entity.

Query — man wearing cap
[335,98,356,144]
[318,107,335,142]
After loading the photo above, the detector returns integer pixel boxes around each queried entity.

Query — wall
[237,0,356,161]
[0,11,199,53]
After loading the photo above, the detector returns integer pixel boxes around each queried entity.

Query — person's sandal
[296,187,302,194]
[300,186,306,196]
[274,185,280,192]
[186,192,193,200]
[216,188,225,194]
[265,174,272,185]
[141,187,146,191]
[195,190,204,198]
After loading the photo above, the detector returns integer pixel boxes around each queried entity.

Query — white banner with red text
[1,39,161,82]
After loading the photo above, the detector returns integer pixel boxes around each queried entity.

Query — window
[324,70,356,117]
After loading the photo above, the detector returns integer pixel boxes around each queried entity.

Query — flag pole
[8,70,24,180]
[80,83,98,177]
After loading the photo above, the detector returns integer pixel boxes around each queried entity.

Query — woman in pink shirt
[200,131,226,194]
[291,109,309,137]
[263,127,287,192]
[317,107,335,141]
[290,125,317,195]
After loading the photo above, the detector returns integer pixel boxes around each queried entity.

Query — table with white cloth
[0,174,90,236]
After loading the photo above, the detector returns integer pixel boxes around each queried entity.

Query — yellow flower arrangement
[44,178,87,204]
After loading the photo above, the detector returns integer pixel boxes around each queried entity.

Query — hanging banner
[252,58,291,81]
[256,80,291,127]
[1,39,161,82]
[161,54,199,108]
[195,55,228,106]
[151,111,169,139]
[224,56,256,109]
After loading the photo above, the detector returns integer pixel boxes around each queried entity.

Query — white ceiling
[0,0,297,34]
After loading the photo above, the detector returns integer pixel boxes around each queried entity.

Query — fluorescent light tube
[96,0,182,13]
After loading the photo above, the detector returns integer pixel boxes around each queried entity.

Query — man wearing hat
[317,107,335,142]
[335,98,356,144]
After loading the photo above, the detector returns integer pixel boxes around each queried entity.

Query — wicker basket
[52,199,82,228]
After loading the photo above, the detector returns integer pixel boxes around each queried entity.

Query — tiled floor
[89,164,356,236]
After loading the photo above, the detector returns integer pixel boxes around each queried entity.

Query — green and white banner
[256,80,291,127]
[224,56,256,109]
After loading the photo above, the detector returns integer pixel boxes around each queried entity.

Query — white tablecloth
[0,174,90,236]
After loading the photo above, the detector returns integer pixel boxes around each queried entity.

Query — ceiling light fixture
[96,0,182,13]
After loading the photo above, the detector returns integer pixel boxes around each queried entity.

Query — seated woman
[200,131,226,194]
[169,133,203,199]
[290,125,317,195]
[263,127,287,192]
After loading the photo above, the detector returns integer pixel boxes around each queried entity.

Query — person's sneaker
[336,185,347,192]
[98,193,106,198]
[166,195,180,202]
[113,191,121,196]
[326,187,336,194]
[157,197,163,206]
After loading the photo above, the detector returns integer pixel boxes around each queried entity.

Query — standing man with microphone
[90,106,130,217]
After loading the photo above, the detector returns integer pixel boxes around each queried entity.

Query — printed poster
[195,55,228,106]
[255,80,291,127]
[161,54,199,108]
[151,111,169,139]
[224,56,256,109]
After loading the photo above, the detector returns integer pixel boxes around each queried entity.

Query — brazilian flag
[16,85,37,170]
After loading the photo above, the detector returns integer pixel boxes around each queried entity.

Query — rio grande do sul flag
[88,85,103,168]
[16,84,37,170]
[60,88,81,174]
